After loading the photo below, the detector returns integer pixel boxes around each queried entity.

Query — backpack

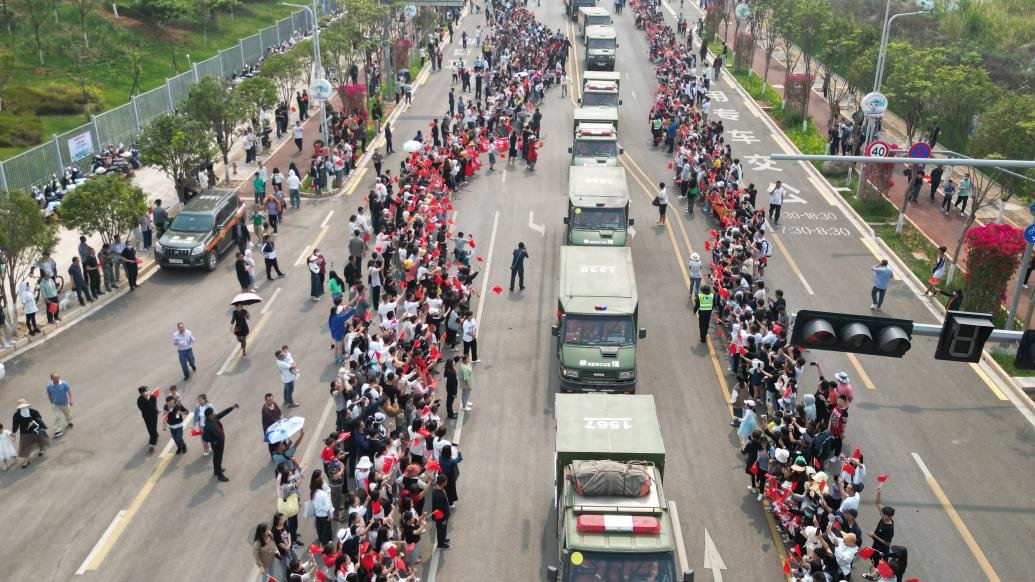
[760,240,774,258]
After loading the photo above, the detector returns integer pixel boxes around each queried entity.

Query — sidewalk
[713,22,1035,325]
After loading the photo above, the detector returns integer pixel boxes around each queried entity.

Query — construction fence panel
[57,122,100,166]
[95,103,138,147]
[260,25,280,54]
[220,46,245,79]
[278,18,295,45]
[167,70,197,107]
[196,55,223,81]
[242,35,263,67]
[294,10,312,35]
[136,86,171,127]
[2,143,61,192]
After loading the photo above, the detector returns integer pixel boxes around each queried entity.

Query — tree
[129,46,144,96]
[753,2,779,97]
[194,0,241,43]
[122,0,188,29]
[772,0,828,124]
[927,59,998,148]
[969,93,1035,197]
[70,0,98,49]
[184,76,248,183]
[1,0,12,36]
[60,174,147,245]
[292,40,315,88]
[0,190,58,328]
[137,112,216,204]
[819,17,874,122]
[17,0,52,65]
[234,75,278,126]
[881,43,934,144]
[260,49,303,104]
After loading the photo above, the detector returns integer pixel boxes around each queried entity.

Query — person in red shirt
[827,394,849,463]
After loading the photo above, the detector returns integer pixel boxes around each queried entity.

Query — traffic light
[1014,329,1035,370]
[791,309,913,357]
[934,311,995,363]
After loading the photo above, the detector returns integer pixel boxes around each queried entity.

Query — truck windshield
[573,139,619,159]
[564,551,678,582]
[169,213,214,233]
[587,38,617,50]
[564,315,634,345]
[582,92,620,107]
[572,207,626,230]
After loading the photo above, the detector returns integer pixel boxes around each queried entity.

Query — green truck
[579,72,622,109]
[553,247,645,392]
[565,166,633,246]
[565,0,597,20]
[584,24,618,71]
[578,6,612,39]
[548,394,693,582]
[569,111,622,167]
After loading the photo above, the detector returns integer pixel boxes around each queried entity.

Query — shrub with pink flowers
[962,223,1026,313]
[339,83,369,123]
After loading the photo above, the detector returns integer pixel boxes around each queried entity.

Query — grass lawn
[1,1,299,157]
[990,349,1035,377]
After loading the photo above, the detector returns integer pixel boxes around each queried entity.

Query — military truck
[569,122,622,167]
[565,166,633,246]
[578,6,612,39]
[584,25,618,71]
[547,394,693,582]
[565,0,597,20]
[574,107,619,132]
[553,247,645,392]
[579,77,622,109]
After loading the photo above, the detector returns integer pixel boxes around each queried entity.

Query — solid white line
[661,0,676,17]
[796,272,815,296]
[475,211,500,326]
[911,452,932,478]
[501,171,507,183]
[624,73,629,80]
[631,90,637,100]
[320,210,335,228]
[260,287,282,315]
[301,395,336,464]
[76,510,127,575]
[215,346,240,376]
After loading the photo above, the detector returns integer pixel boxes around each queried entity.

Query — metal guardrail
[0,1,340,193]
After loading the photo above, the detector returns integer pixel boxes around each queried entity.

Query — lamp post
[855,0,934,198]
[282,1,329,148]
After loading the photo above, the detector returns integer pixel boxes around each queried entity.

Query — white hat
[835,372,850,384]
[690,252,700,261]
[743,399,756,407]
[356,456,373,470]
[15,399,30,409]
[774,448,790,464]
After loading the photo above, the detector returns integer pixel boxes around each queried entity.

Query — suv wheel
[205,251,217,271]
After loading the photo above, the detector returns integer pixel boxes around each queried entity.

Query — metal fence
[0,2,340,193]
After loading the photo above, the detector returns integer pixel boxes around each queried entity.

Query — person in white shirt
[275,349,299,407]
[461,312,479,362]
[286,171,301,210]
[310,471,334,544]
[768,181,785,225]
[172,323,197,381]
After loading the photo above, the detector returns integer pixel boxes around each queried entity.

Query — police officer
[692,284,714,344]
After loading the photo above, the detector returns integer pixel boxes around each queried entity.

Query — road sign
[1024,224,1035,244]
[860,92,889,117]
[309,78,334,101]
[908,142,931,158]
[1028,201,1035,216]
[866,141,891,157]
[735,3,751,19]
[404,4,417,18]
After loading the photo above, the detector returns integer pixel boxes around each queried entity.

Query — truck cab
[565,166,633,246]
[569,122,622,167]
[584,25,618,71]
[553,247,644,393]
[580,80,622,109]
[565,0,597,20]
[548,394,694,582]
[578,7,612,40]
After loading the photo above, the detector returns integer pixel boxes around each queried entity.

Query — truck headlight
[618,371,635,380]
[561,368,580,379]
[154,242,163,254]
[190,245,204,256]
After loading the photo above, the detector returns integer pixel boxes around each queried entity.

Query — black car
[154,189,244,271]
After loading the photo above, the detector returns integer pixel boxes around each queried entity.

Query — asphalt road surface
[0,3,1031,582]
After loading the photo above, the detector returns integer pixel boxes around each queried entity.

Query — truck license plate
[169,259,183,264]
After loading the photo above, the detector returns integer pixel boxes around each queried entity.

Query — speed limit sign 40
[866,141,890,157]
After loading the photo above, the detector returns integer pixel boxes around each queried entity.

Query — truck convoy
[554,247,645,393]
[548,394,693,582]
[565,0,597,20]
[570,109,622,167]
[565,166,633,246]
[578,6,612,39]
[584,24,618,71]
[580,71,622,109]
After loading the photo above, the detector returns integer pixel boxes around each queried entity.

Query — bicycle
[30,266,64,303]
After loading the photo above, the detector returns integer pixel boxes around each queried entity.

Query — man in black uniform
[137,386,159,452]
[692,284,715,344]
[202,403,240,482]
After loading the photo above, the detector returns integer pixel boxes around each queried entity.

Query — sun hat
[835,372,850,384]
[774,448,790,464]
[16,399,30,409]
[356,456,373,470]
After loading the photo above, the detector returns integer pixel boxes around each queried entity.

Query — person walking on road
[954,173,972,217]
[276,349,300,408]
[292,121,304,153]
[870,260,893,310]
[202,402,240,482]
[163,396,189,455]
[940,179,957,215]
[768,181,785,225]
[432,474,452,549]
[45,373,73,438]
[173,323,197,381]
[137,386,160,452]
[693,284,715,343]
[928,165,944,202]
[461,311,480,362]
[11,399,49,468]
[688,252,703,297]
[922,246,947,296]
[510,242,529,292]
[231,304,251,357]
[261,235,286,280]
[655,182,669,226]
[384,122,394,154]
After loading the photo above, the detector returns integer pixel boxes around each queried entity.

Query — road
[0,3,1032,582]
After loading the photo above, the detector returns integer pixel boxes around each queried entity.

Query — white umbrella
[265,416,305,443]
[231,292,262,306]
[402,140,423,153]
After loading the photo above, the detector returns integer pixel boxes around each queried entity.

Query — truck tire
[205,251,218,272]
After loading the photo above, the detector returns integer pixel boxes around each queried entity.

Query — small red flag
[749,461,759,475]
[468,239,475,248]
[782,559,791,574]
[363,310,372,322]
[792,544,801,556]
[667,162,673,169]
[375,246,382,253]
[852,447,862,460]
[877,474,889,483]
[151,387,160,399]
[858,547,875,559]
[432,509,444,521]
[813,457,821,469]
[782,384,793,399]
[491,285,503,295]
[841,461,856,476]
[476,256,484,263]
[310,543,323,555]
[363,233,371,242]
[189,427,202,437]
[315,571,329,582]
[876,560,894,578]
[905,579,919,582]
[425,460,442,472]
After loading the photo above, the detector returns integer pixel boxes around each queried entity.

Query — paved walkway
[713,18,1035,326]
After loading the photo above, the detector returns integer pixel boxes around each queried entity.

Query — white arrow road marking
[768,182,808,204]
[703,528,727,582]
[528,211,545,236]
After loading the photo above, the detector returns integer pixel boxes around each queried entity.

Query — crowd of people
[632,1,909,580]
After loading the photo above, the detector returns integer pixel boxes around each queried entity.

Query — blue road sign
[1024,224,1035,244]
[908,142,931,158]
[1029,201,1035,216]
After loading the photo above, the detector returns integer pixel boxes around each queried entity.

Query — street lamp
[855,0,934,198]
[281,2,329,148]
